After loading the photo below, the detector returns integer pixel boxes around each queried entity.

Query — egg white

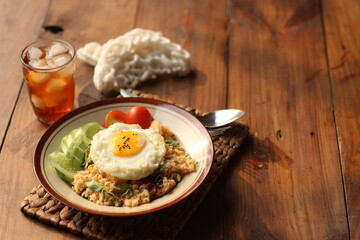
[89,122,166,180]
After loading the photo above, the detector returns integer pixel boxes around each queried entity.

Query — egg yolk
[108,131,146,157]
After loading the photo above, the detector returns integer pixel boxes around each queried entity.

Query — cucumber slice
[48,151,83,184]
[60,122,103,165]
[65,148,85,165]
[49,122,103,184]
[61,129,88,153]
[61,131,89,152]
[60,135,84,166]
[83,122,104,140]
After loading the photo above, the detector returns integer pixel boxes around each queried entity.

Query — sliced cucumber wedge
[60,122,103,165]
[48,151,83,183]
[49,122,103,184]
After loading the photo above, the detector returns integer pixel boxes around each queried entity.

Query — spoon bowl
[198,109,245,128]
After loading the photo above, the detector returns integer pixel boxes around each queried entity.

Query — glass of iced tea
[21,39,76,125]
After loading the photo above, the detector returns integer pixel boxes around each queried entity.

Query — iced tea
[21,40,76,124]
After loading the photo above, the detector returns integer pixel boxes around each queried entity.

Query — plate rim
[34,97,214,216]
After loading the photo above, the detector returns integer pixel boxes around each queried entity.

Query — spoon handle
[120,88,139,97]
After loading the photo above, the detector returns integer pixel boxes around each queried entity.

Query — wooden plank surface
[322,0,360,239]
[226,0,349,239]
[41,0,140,108]
[134,0,228,113]
[0,0,50,148]
[0,1,138,239]
[132,1,229,238]
[1,0,360,239]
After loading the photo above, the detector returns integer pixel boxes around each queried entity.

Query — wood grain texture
[322,0,360,239]
[2,0,360,239]
[0,0,50,148]
[0,86,57,239]
[134,2,229,238]
[39,0,139,108]
[134,0,228,113]
[227,0,349,239]
[0,0,138,239]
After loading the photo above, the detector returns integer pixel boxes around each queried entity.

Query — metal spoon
[120,88,140,97]
[198,109,245,128]
[207,125,233,136]
[120,88,245,129]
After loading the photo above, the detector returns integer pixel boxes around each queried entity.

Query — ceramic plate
[34,97,213,216]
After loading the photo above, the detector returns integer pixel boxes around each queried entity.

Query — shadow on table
[77,69,203,107]
[178,134,293,240]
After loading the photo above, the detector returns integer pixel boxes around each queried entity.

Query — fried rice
[72,120,197,207]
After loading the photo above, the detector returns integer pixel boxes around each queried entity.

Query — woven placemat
[20,91,249,240]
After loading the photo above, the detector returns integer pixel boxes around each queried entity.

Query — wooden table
[1,0,359,239]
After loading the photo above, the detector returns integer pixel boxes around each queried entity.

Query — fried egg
[89,122,166,180]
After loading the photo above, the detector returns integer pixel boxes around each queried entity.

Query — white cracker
[77,28,190,92]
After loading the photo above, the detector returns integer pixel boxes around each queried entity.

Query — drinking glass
[21,39,76,125]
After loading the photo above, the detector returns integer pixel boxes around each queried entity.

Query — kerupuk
[77,28,190,93]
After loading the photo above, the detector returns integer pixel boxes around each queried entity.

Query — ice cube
[59,61,76,77]
[53,54,71,66]
[46,59,56,68]
[45,79,68,107]
[48,43,68,57]
[31,94,45,109]
[29,59,49,69]
[28,71,50,84]
[46,54,71,68]
[45,78,67,93]
[27,47,43,60]
[46,95,67,107]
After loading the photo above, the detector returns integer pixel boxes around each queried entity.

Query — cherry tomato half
[104,110,127,128]
[126,106,153,129]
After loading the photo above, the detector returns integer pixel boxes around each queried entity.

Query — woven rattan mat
[20,91,249,240]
